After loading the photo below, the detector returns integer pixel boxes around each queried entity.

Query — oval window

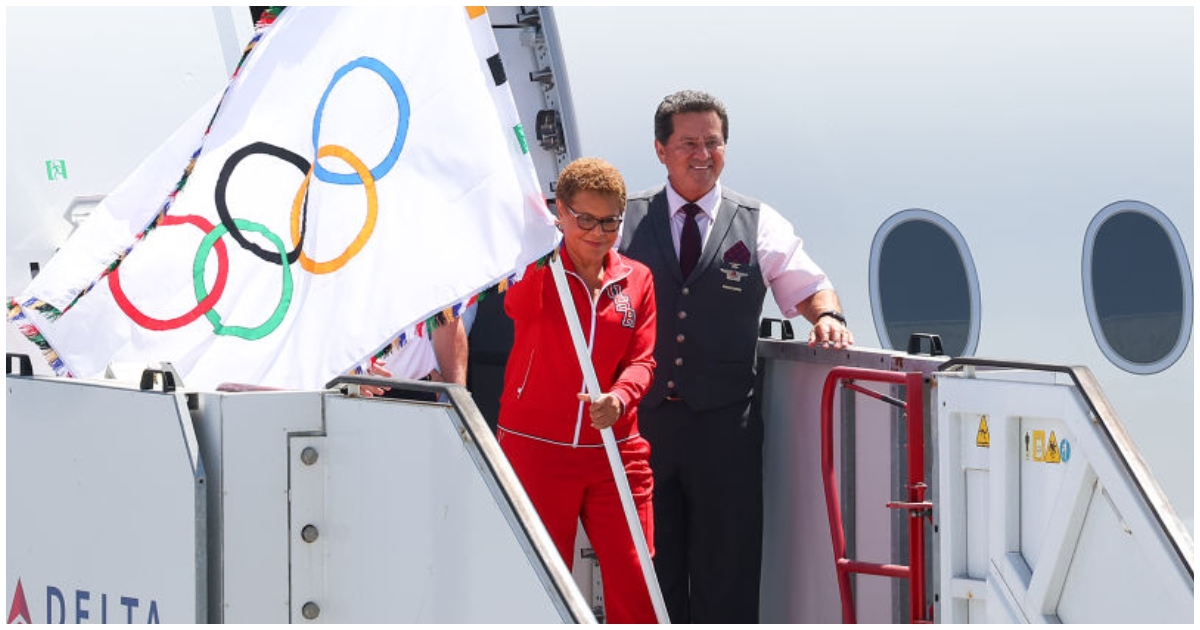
[1083,202,1192,374]
[870,210,980,357]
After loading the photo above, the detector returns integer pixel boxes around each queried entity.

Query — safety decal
[1046,431,1061,464]
[975,415,990,448]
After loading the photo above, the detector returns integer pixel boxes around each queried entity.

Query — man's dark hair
[653,90,729,145]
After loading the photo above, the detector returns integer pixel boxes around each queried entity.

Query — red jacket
[497,246,657,446]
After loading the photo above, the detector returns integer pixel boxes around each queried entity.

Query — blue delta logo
[8,577,161,624]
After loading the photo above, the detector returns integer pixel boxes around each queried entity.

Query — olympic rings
[124,57,404,338]
[214,142,311,265]
[312,57,409,186]
[195,218,294,341]
[110,214,230,331]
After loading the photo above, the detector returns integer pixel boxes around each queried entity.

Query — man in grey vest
[620,89,853,623]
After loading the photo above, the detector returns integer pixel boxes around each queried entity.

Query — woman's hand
[577,392,625,430]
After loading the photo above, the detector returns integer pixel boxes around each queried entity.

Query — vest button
[676,334,685,343]
[674,358,684,366]
[681,287,690,296]
[667,380,676,389]
[677,311,687,319]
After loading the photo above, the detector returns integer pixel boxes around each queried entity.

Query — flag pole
[547,248,670,624]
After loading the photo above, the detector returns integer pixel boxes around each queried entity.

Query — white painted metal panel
[850,380,902,624]
[5,375,205,623]
[935,370,1193,623]
[759,349,845,624]
[1056,489,1181,623]
[288,435,328,623]
[938,408,991,622]
[193,390,324,623]
[194,384,591,623]
[310,394,576,623]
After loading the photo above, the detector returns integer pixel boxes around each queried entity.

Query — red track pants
[500,430,656,624]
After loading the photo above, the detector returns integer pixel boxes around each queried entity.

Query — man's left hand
[808,319,854,350]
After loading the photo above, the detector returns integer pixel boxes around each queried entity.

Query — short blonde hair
[555,157,626,210]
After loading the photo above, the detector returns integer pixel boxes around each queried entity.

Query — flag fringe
[350,249,553,375]
[7,299,72,377]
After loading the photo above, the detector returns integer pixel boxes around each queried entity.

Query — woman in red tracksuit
[497,157,658,624]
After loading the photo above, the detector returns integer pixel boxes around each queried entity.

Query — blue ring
[312,57,409,185]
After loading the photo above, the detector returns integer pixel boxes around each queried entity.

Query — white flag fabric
[8,7,558,390]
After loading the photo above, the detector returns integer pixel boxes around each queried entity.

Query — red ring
[110,214,230,331]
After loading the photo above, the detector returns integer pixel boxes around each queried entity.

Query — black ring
[214,141,311,265]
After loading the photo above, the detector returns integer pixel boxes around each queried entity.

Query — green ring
[194,218,293,340]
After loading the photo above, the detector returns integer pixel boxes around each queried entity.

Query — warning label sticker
[976,415,990,448]
[1046,431,1061,463]
[1032,430,1046,462]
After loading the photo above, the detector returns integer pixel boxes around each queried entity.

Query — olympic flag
[8,7,559,390]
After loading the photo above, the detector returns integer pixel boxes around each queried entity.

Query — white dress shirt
[664,182,833,318]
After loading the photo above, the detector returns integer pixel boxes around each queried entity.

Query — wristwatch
[817,310,847,325]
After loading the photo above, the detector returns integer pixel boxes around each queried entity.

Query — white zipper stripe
[515,347,535,399]
[563,255,632,447]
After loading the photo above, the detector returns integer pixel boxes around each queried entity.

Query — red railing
[820,367,932,623]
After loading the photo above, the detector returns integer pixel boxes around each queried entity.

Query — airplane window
[1084,202,1192,374]
[870,210,979,357]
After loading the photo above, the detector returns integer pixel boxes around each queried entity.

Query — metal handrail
[821,367,931,623]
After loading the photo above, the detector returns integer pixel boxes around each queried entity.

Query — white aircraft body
[4,6,1193,623]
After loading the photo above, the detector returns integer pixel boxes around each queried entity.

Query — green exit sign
[46,159,68,181]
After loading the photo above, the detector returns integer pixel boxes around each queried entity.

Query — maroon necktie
[679,203,702,278]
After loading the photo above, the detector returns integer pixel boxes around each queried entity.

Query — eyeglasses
[561,202,623,233]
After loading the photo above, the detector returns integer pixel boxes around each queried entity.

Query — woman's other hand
[577,392,625,430]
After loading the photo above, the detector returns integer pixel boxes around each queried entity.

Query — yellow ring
[291,144,378,274]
